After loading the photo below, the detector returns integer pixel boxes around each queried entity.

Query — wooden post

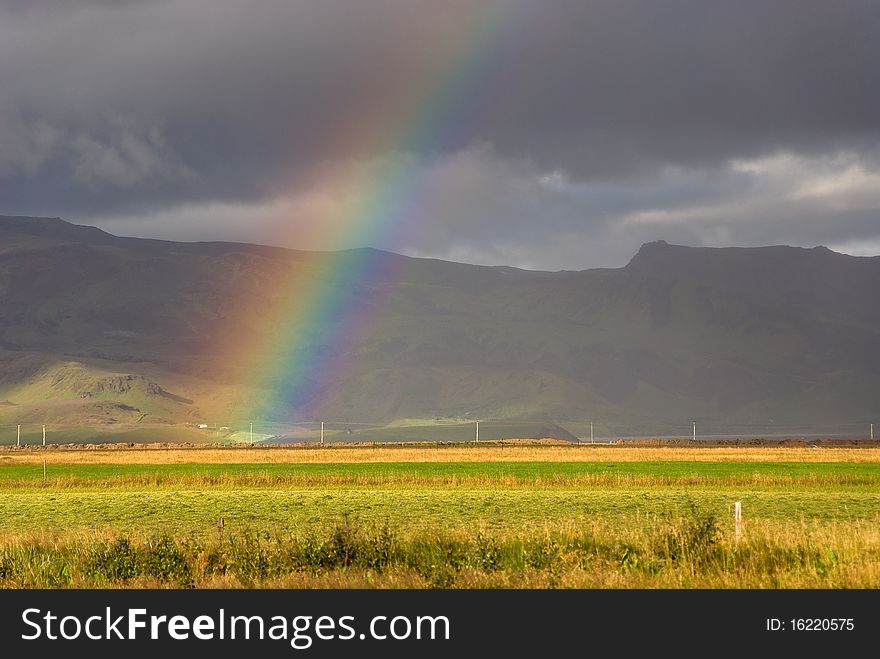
[734,501,742,544]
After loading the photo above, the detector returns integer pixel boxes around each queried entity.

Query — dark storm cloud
[1,0,879,267]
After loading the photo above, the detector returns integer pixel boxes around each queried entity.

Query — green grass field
[0,460,878,535]
[1,447,879,588]
[4,459,880,485]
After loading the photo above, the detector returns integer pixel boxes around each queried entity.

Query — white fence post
[734,501,742,544]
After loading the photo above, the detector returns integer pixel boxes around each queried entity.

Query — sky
[1,0,879,270]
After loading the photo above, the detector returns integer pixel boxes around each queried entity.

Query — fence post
[734,501,742,544]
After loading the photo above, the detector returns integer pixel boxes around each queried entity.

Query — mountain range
[1,214,878,443]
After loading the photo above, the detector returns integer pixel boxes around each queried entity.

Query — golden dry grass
[3,444,880,465]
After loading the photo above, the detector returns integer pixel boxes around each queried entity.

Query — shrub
[143,536,192,587]
[86,537,140,582]
[654,506,721,570]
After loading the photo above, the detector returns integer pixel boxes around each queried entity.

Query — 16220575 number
[790,618,853,631]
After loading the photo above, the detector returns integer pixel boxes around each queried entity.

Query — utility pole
[42,425,46,446]
[320,421,325,446]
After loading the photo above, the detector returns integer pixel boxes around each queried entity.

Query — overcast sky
[2,0,879,270]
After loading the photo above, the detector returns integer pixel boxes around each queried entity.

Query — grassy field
[1,444,878,588]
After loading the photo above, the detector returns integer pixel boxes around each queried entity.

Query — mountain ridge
[1,214,877,440]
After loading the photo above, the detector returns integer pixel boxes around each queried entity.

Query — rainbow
[240,2,527,422]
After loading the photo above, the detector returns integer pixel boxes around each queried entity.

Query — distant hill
[1,215,878,441]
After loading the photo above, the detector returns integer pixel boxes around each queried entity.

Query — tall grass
[3,459,879,489]
[1,512,878,588]
[4,471,879,489]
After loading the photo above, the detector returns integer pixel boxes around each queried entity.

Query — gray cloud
[1,0,879,267]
